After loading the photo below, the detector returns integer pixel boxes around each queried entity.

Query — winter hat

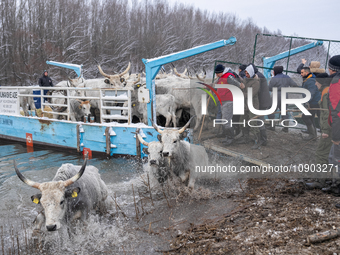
[316,72,331,87]
[239,64,247,71]
[273,66,283,76]
[245,64,255,78]
[310,61,325,74]
[214,64,225,74]
[328,55,340,72]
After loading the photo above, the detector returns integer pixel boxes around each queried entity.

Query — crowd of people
[213,56,340,198]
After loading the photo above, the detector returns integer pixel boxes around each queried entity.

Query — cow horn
[133,73,141,85]
[97,65,111,78]
[196,72,206,82]
[178,115,196,134]
[182,68,188,77]
[137,134,149,146]
[119,62,131,77]
[64,156,87,187]
[151,119,164,134]
[13,160,41,189]
[173,67,181,77]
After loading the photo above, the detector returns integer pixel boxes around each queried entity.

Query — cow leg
[175,109,183,126]
[164,113,171,127]
[70,112,77,122]
[33,212,45,230]
[179,171,189,183]
[187,171,196,189]
[172,113,177,128]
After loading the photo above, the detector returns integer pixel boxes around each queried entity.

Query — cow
[13,157,112,231]
[97,62,131,88]
[50,91,91,122]
[123,92,177,127]
[136,132,170,184]
[69,100,91,122]
[18,88,37,115]
[152,116,209,189]
[154,75,205,131]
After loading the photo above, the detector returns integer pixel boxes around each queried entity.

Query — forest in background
[0,0,327,86]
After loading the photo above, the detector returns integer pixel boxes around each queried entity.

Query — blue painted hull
[0,115,160,157]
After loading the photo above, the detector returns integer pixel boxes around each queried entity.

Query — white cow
[123,93,177,127]
[18,88,37,115]
[152,117,209,189]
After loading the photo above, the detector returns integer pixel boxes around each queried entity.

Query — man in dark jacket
[39,70,53,102]
[300,67,321,140]
[238,64,247,79]
[268,66,299,132]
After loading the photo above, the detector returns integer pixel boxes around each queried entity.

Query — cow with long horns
[14,157,111,231]
[152,116,209,189]
[136,131,170,184]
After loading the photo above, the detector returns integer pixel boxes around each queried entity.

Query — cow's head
[153,116,194,157]
[137,134,163,166]
[97,63,131,88]
[79,100,91,117]
[14,158,87,231]
[68,77,85,87]
[137,133,170,183]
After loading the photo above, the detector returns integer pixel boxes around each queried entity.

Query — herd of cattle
[14,63,212,233]
[13,116,210,232]
[19,62,209,129]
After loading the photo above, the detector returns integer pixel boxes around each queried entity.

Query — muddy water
[0,139,241,254]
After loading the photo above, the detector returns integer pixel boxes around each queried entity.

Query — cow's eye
[173,140,177,143]
[60,200,65,205]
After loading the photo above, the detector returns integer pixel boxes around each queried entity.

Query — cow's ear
[104,79,110,84]
[180,131,188,140]
[157,134,162,142]
[142,147,149,155]
[31,194,42,204]
[65,187,81,198]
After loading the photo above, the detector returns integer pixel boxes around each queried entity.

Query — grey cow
[153,116,209,189]
[136,132,170,184]
[14,157,111,231]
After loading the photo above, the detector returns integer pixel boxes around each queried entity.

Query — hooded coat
[249,64,271,110]
[328,73,340,142]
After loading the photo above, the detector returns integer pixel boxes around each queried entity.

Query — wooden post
[105,127,110,155]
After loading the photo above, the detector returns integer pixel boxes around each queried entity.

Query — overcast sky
[168,0,340,41]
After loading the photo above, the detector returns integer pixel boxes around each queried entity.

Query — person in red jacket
[214,64,243,145]
[327,56,340,173]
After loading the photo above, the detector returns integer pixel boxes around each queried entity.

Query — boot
[212,125,221,135]
[302,124,317,141]
[260,129,267,146]
[251,134,262,149]
[216,128,227,138]
[235,130,251,144]
[282,127,289,133]
[305,179,327,189]
[222,127,234,146]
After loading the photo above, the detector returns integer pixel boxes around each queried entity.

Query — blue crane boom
[142,37,237,126]
[262,40,323,78]
[46,61,83,77]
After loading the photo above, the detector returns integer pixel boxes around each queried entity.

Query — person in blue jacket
[300,67,321,140]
